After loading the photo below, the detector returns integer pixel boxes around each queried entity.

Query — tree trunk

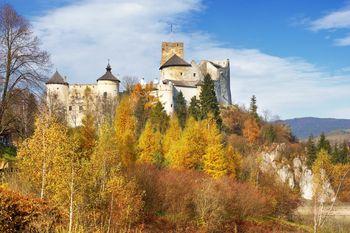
[40,160,46,199]
[107,192,114,233]
[68,163,75,233]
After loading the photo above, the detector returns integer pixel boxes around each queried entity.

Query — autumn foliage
[0,187,64,232]
[3,85,304,232]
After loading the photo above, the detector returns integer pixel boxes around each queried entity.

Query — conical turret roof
[97,63,120,83]
[159,54,191,70]
[46,71,68,85]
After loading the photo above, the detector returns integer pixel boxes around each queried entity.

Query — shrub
[0,187,64,232]
[259,173,301,219]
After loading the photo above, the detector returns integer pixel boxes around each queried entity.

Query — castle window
[180,72,183,76]
[103,92,107,98]
[69,106,72,111]
[193,73,196,77]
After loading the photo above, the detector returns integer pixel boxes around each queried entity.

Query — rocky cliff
[260,144,334,201]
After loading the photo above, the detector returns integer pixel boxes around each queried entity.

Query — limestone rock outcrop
[260,144,335,200]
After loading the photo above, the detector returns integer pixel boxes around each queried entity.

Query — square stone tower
[161,42,184,65]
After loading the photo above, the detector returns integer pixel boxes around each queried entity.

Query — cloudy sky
[9,0,350,119]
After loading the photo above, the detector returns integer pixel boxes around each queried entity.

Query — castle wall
[161,66,192,81]
[174,86,200,105]
[157,81,174,115]
[161,42,184,65]
[47,84,69,105]
[97,80,119,98]
[64,82,118,127]
[198,60,232,105]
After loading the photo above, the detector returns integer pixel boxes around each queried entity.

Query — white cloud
[309,5,350,46]
[33,0,350,119]
[310,7,350,31]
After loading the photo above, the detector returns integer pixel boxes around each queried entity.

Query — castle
[46,64,120,127]
[46,42,231,127]
[154,42,232,114]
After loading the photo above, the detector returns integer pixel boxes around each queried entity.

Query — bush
[0,187,64,232]
[259,173,301,219]
[132,165,283,232]
[132,164,205,226]
[105,170,144,231]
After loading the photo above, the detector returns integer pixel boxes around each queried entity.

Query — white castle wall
[47,80,119,127]
[174,86,200,104]
[97,80,119,97]
[157,81,174,115]
[47,83,69,107]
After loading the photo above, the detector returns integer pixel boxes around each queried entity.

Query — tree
[104,168,144,232]
[81,121,118,229]
[311,150,334,233]
[0,4,50,133]
[199,74,222,127]
[226,145,243,178]
[17,114,73,199]
[261,124,276,144]
[188,96,201,120]
[249,95,259,121]
[306,135,317,168]
[149,101,169,134]
[121,75,139,93]
[317,133,331,154]
[202,117,228,178]
[114,96,137,168]
[168,117,207,169]
[242,117,260,144]
[78,113,96,157]
[163,116,181,161]
[137,121,163,165]
[331,142,349,164]
[16,113,82,232]
[174,91,187,128]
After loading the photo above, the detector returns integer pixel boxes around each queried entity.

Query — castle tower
[161,42,184,65]
[46,71,69,109]
[96,62,120,99]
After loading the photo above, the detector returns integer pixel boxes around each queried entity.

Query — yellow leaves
[312,149,333,202]
[114,96,137,167]
[202,116,228,179]
[17,113,77,202]
[163,116,181,158]
[137,121,162,164]
[166,115,231,179]
[168,117,207,170]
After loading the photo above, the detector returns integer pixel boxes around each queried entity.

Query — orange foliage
[243,117,260,144]
[0,188,64,232]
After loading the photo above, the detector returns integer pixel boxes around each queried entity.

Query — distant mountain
[280,117,350,139]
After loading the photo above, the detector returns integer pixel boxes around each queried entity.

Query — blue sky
[8,0,350,119]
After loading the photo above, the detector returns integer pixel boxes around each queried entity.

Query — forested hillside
[281,117,350,139]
